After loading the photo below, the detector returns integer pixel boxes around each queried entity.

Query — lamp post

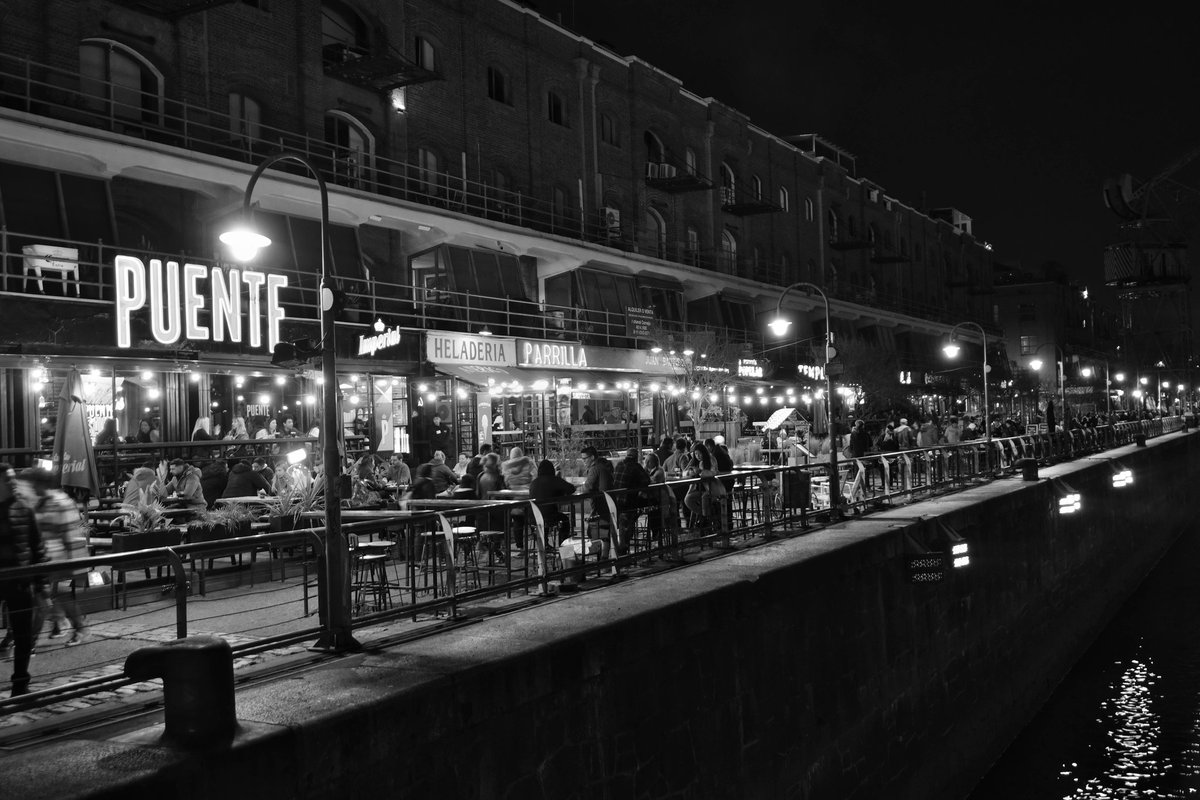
[1028,342,1066,423]
[768,282,839,521]
[942,322,990,447]
[1080,360,1112,417]
[220,152,358,653]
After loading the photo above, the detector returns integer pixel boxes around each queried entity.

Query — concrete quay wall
[9,432,1195,800]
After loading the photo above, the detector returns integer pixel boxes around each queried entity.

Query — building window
[721,229,737,272]
[321,1,369,66]
[487,65,510,104]
[228,93,261,140]
[751,175,763,201]
[778,186,789,211]
[804,197,814,221]
[415,35,437,72]
[1020,335,1037,355]
[720,163,735,206]
[644,208,666,259]
[685,148,697,175]
[1019,303,1036,322]
[417,147,440,196]
[79,39,164,124]
[547,91,567,126]
[686,226,699,265]
[552,186,570,231]
[324,111,373,189]
[599,113,619,147]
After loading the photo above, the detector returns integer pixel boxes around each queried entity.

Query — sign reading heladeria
[114,255,287,352]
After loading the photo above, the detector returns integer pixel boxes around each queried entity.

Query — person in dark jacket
[402,464,438,502]
[199,460,229,508]
[612,448,651,554]
[848,419,872,458]
[465,443,492,483]
[655,435,674,468]
[424,452,459,494]
[223,460,274,497]
[580,445,614,524]
[0,463,46,697]
[529,459,575,540]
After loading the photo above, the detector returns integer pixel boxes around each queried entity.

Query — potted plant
[268,466,324,532]
[116,495,169,533]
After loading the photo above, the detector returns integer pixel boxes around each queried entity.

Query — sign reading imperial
[518,340,588,369]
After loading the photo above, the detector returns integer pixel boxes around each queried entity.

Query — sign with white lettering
[518,340,589,369]
[114,255,287,352]
[737,358,763,378]
[797,363,824,380]
[358,327,403,357]
[426,332,515,366]
[625,306,655,339]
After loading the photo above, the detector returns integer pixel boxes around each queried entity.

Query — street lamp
[1080,360,1112,416]
[769,282,839,521]
[942,322,990,448]
[220,152,359,653]
[1028,342,1066,422]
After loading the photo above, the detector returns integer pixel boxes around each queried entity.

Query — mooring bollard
[124,635,236,747]
[1018,457,1039,482]
[1135,433,1147,447]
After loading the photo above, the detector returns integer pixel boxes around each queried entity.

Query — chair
[22,244,80,296]
[349,534,394,614]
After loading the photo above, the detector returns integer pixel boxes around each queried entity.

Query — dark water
[969,529,1200,799]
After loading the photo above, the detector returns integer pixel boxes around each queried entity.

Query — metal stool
[350,536,392,614]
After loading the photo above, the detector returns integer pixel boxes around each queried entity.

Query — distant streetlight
[221,152,358,653]
[1029,343,1066,418]
[943,322,990,447]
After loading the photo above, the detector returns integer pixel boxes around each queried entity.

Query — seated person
[251,456,275,487]
[425,451,459,494]
[223,459,274,497]
[199,459,229,509]
[123,466,162,506]
[163,458,207,512]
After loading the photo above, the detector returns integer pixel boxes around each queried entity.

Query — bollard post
[1135,433,1147,447]
[124,635,236,747]
[1018,457,1039,481]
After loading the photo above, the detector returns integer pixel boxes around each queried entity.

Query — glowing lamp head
[219,227,272,262]
[943,340,961,359]
[1030,358,1044,371]
[767,317,792,337]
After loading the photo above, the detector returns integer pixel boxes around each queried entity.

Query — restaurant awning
[436,365,557,392]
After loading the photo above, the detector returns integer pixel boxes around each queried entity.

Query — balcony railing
[0,227,762,352]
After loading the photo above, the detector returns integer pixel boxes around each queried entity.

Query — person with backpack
[23,469,88,647]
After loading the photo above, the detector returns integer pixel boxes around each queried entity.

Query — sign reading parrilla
[114,255,287,352]
[519,341,588,369]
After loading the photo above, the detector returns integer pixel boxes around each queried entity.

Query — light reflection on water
[970,529,1200,800]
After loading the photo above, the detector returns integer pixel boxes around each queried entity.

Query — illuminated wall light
[418,383,429,392]
[756,387,765,395]
[759,397,768,405]
[349,395,360,405]
[952,555,971,569]
[275,375,287,385]
[350,374,358,382]
[89,367,101,376]
[304,395,316,405]
[40,417,48,425]
[141,370,153,381]
[281,404,289,411]
[286,448,308,464]
[391,379,399,386]
[774,396,784,404]
[532,380,549,391]
[316,376,325,385]
[456,388,469,399]
[578,382,589,391]
[148,388,161,399]
[257,394,270,404]
[237,394,244,402]
[425,392,437,402]
[1058,494,1082,514]
[951,542,969,556]
[145,406,152,413]
[190,372,201,383]
[649,382,661,392]
[743,395,752,404]
[708,393,718,403]
[786,387,795,395]
[597,383,606,391]
[211,401,220,408]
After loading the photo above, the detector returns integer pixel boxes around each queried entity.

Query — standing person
[579,445,614,527]
[943,416,962,445]
[191,416,215,441]
[429,416,451,461]
[612,448,651,555]
[642,452,675,547]
[917,417,939,448]
[848,419,872,458]
[655,434,674,467]
[0,463,46,697]
[894,418,915,450]
[23,469,88,647]
[879,422,898,452]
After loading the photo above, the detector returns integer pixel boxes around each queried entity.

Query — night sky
[531,0,1199,291]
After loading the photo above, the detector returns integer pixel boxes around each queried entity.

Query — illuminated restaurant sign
[114,255,287,351]
[797,363,824,380]
[426,332,515,366]
[357,326,402,357]
[518,341,589,369]
[737,358,763,378]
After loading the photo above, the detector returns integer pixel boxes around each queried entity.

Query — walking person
[23,468,88,647]
[0,463,47,697]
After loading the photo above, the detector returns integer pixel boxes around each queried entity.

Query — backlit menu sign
[114,255,287,351]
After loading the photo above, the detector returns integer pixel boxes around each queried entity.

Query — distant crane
[1103,144,1200,377]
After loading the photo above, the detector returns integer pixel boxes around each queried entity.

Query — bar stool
[350,535,392,614]
[451,524,481,591]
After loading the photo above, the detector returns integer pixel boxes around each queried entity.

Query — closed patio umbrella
[52,367,101,498]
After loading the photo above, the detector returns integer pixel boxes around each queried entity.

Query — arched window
[322,1,370,59]
[721,228,737,272]
[414,35,437,72]
[778,186,790,211]
[867,223,878,244]
[644,131,665,164]
[228,93,261,140]
[751,175,763,201]
[685,147,697,175]
[804,197,814,222]
[686,226,700,266]
[847,215,858,239]
[325,111,374,189]
[79,39,164,123]
[720,163,736,206]
[552,186,570,231]
[826,210,839,243]
[644,208,666,259]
